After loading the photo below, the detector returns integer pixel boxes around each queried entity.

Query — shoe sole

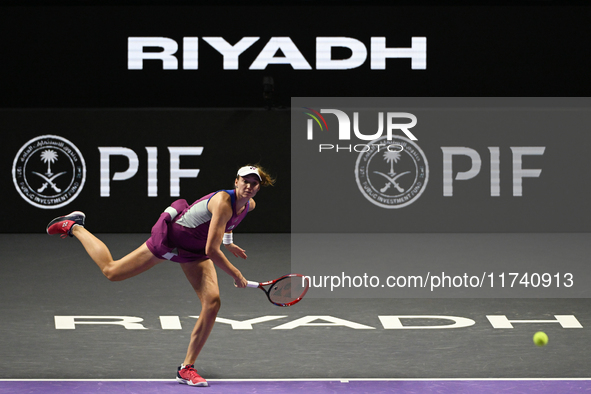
[176,377,209,387]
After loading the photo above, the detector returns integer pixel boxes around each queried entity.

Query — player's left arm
[224,233,247,259]
[223,198,255,259]
[206,193,247,287]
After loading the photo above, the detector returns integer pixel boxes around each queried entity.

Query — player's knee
[204,294,221,314]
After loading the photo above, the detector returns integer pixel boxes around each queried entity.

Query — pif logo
[12,135,86,209]
[355,136,428,209]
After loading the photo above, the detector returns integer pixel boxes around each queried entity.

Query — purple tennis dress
[146,189,249,263]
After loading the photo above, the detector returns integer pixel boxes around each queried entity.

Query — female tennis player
[46,165,275,387]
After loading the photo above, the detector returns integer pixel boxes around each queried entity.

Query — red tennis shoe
[176,364,209,387]
[46,211,85,238]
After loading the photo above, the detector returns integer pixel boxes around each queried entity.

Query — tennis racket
[246,274,309,307]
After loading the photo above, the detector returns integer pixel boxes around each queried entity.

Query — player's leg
[72,226,163,281]
[47,211,164,281]
[176,258,219,387]
[181,258,221,365]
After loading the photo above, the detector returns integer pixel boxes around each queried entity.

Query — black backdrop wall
[2,3,590,232]
[5,109,289,232]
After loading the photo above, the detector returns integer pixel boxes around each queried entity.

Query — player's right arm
[205,193,247,288]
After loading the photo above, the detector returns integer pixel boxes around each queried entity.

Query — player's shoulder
[248,198,256,211]
[209,190,231,202]
[208,191,233,212]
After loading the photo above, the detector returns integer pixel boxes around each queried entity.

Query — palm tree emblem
[383,151,401,176]
[34,149,66,193]
[40,149,58,176]
[372,150,409,193]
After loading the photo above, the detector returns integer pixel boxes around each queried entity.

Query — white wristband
[223,233,233,245]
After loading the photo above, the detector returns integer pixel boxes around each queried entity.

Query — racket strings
[268,276,307,305]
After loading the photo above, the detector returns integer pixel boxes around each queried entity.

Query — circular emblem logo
[355,136,429,209]
[12,135,86,209]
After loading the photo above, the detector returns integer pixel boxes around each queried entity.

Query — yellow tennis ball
[533,331,548,347]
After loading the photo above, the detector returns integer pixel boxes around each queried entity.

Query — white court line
[2,378,591,382]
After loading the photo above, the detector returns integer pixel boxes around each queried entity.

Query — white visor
[237,166,261,181]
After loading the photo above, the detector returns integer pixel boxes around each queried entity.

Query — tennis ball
[533,331,548,347]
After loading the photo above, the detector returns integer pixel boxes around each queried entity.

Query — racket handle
[246,281,259,288]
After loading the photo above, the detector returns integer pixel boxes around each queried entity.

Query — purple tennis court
[3,379,591,394]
